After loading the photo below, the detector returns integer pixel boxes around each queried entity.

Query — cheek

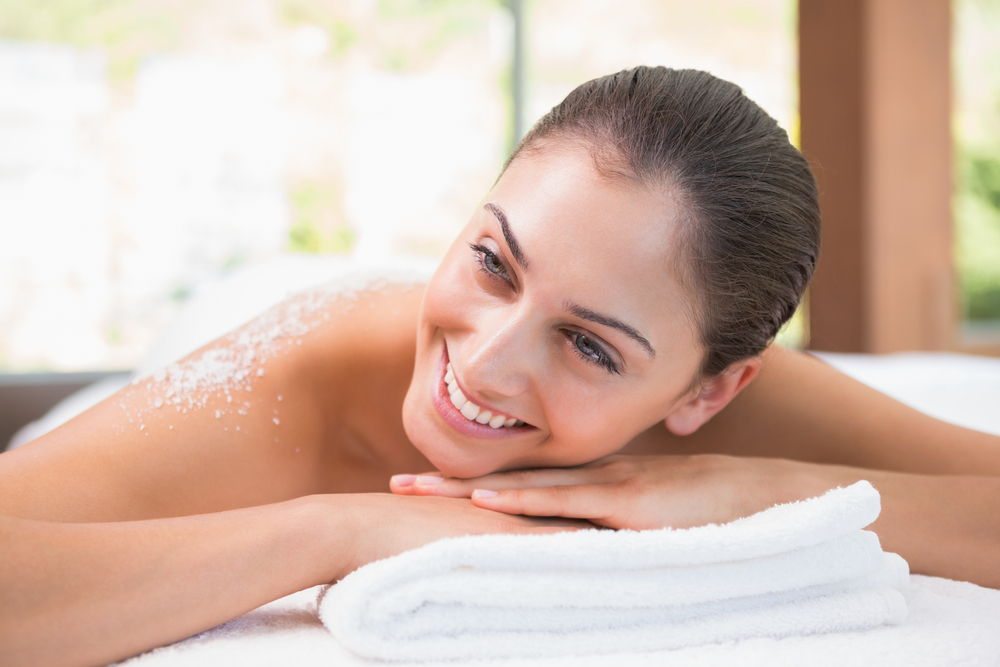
[542,385,639,453]
[542,381,679,461]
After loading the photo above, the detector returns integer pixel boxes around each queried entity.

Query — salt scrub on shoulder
[114,270,428,435]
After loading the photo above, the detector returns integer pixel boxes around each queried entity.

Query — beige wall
[801,0,958,353]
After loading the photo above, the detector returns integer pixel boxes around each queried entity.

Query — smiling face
[401,141,706,478]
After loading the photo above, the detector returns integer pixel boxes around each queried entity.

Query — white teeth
[444,361,525,428]
[460,402,481,420]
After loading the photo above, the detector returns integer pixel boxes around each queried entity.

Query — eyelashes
[470,243,511,282]
[567,330,621,374]
[468,243,621,376]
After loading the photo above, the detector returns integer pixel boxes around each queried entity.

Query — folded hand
[390,454,823,530]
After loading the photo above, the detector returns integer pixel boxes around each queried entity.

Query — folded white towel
[319,481,909,661]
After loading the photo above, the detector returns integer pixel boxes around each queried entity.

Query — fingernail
[391,474,416,486]
[415,475,444,485]
[472,489,498,499]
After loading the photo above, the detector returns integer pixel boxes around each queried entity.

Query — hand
[389,454,825,531]
[330,493,589,579]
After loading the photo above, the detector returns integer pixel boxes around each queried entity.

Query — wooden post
[800,0,954,353]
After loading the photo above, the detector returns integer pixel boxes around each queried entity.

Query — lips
[431,344,531,439]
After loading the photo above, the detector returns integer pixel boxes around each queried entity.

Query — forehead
[497,144,682,259]
[485,143,696,354]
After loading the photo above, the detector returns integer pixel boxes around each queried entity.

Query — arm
[1,497,338,667]
[678,346,1000,585]
[393,347,1000,587]
[0,493,571,667]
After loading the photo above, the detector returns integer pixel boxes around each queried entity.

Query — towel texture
[319,481,909,661]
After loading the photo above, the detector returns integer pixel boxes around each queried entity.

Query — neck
[325,285,434,490]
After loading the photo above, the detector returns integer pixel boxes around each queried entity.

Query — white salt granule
[273,418,280,425]
[118,272,426,434]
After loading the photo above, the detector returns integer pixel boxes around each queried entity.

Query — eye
[470,243,511,282]
[567,330,620,375]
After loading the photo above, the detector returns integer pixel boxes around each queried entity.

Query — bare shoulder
[0,278,426,522]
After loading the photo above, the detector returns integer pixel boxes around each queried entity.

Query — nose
[459,307,537,399]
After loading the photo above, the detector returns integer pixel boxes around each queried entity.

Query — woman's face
[402,142,704,478]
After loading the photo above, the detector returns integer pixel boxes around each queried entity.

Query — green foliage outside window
[956,0,1000,323]
[287,183,354,255]
[956,150,1000,321]
[0,0,180,82]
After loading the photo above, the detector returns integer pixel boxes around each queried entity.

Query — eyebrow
[484,203,528,270]
[566,302,657,358]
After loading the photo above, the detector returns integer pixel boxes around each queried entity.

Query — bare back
[0,282,432,523]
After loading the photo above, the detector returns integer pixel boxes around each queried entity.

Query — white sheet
[117,575,1000,667]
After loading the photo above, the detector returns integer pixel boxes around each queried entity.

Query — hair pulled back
[509,66,820,378]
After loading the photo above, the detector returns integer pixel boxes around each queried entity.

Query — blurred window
[0,0,796,372]
[955,0,1000,344]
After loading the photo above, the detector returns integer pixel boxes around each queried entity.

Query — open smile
[431,345,532,439]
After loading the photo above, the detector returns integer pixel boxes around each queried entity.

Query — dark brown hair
[508,66,820,378]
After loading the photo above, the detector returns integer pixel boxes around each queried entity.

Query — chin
[401,389,498,479]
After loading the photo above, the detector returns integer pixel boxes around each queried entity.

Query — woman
[2,67,999,667]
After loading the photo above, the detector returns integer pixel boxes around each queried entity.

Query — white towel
[319,481,909,661]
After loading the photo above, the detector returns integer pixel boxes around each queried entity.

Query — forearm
[794,461,1000,588]
[0,496,356,667]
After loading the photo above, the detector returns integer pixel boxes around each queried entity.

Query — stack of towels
[319,481,909,661]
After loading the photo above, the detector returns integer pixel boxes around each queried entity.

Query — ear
[664,357,762,436]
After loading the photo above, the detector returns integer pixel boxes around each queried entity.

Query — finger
[499,514,595,531]
[470,484,623,526]
[400,466,614,499]
[517,524,586,535]
[389,472,446,495]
